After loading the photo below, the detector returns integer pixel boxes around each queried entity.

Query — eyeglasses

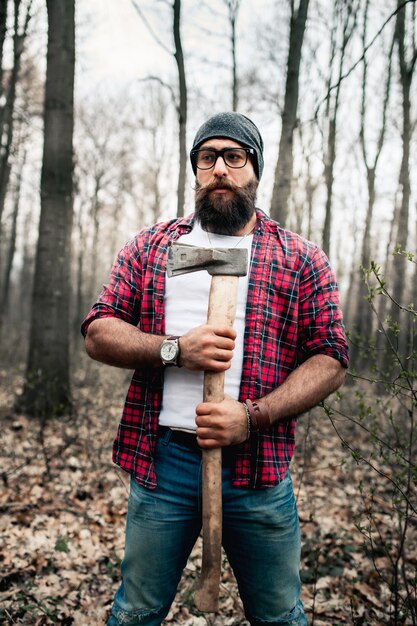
[191,147,254,170]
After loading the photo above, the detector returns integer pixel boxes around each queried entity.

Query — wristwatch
[159,336,181,366]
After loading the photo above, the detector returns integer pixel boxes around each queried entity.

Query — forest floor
[0,361,416,626]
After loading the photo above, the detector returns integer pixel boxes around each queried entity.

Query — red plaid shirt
[82,209,348,489]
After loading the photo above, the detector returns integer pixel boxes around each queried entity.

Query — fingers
[195,399,248,447]
[179,324,237,371]
[212,325,237,341]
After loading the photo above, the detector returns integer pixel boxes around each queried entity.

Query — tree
[321,0,359,256]
[350,1,394,369]
[173,0,187,217]
[73,93,145,328]
[223,0,241,111]
[0,146,25,337]
[132,0,187,218]
[270,0,309,226]
[386,0,416,359]
[0,0,32,235]
[21,0,75,416]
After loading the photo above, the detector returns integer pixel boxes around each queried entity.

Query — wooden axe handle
[194,274,240,612]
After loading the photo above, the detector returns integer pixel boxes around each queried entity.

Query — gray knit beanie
[191,112,264,180]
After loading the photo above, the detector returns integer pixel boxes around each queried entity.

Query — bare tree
[223,0,241,111]
[21,0,75,416]
[132,0,187,218]
[385,0,417,358]
[0,147,25,337]
[270,0,309,226]
[0,0,8,94]
[73,99,133,321]
[0,0,32,234]
[321,0,359,256]
[350,1,395,369]
[0,48,42,333]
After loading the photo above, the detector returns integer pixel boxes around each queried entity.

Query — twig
[130,0,173,56]
[326,412,417,516]
[137,75,178,110]
[315,0,416,117]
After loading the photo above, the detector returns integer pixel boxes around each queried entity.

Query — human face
[195,138,256,190]
[194,138,258,235]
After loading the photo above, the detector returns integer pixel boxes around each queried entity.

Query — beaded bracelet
[242,402,251,440]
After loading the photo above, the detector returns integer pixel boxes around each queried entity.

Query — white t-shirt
[158,221,253,431]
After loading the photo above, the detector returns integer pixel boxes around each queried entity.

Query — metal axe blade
[167,243,247,277]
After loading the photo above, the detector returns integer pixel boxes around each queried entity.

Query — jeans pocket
[128,477,157,521]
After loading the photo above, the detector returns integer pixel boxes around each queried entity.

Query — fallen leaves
[0,364,415,625]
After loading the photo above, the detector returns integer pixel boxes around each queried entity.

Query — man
[82,112,349,626]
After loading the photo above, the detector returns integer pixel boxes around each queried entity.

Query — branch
[324,402,413,467]
[130,0,173,56]
[137,75,178,111]
[326,411,417,516]
[315,0,416,117]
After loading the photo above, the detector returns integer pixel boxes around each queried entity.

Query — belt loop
[158,425,172,445]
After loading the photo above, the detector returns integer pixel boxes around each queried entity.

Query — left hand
[195,395,248,448]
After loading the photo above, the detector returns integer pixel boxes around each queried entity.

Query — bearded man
[82,112,349,626]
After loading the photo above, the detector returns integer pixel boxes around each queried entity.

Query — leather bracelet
[242,402,251,440]
[245,399,270,431]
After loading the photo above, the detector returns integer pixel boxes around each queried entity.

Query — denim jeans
[107,429,307,626]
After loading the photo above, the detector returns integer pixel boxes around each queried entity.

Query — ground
[0,362,415,625]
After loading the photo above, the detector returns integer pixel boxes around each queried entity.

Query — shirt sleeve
[80,238,142,337]
[296,246,349,368]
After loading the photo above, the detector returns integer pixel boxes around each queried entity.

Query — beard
[194,177,258,236]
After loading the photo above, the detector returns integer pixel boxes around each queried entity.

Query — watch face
[161,340,178,362]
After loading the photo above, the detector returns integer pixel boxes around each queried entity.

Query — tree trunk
[0,0,8,110]
[321,1,358,256]
[226,0,240,111]
[0,0,31,232]
[74,206,87,337]
[386,1,414,363]
[350,2,394,370]
[0,149,24,337]
[270,0,309,226]
[322,116,336,256]
[173,0,187,218]
[86,179,101,303]
[21,0,75,416]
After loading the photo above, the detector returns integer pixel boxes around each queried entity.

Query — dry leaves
[0,364,415,625]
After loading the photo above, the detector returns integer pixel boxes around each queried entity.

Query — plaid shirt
[82,209,348,489]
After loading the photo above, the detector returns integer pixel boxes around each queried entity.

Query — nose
[212,154,228,177]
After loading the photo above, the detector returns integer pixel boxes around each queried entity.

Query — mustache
[195,178,239,195]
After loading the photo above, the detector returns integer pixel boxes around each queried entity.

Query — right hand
[179,324,236,372]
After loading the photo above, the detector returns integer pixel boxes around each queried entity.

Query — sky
[78,0,166,92]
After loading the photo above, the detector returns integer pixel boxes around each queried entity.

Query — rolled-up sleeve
[297,247,349,368]
[81,238,142,337]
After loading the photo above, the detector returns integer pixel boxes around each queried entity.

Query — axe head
[167,243,247,277]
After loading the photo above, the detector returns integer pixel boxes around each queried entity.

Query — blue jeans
[107,430,307,626]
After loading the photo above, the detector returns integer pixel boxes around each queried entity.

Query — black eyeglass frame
[191,147,255,170]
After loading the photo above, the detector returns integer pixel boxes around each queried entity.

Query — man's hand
[180,324,236,372]
[195,395,247,448]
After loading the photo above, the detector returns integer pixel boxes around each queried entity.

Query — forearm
[84,318,164,369]
[84,317,237,371]
[261,354,346,424]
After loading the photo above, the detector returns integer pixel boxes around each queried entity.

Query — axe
[167,242,248,612]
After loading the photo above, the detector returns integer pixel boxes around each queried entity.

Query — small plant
[325,256,416,625]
